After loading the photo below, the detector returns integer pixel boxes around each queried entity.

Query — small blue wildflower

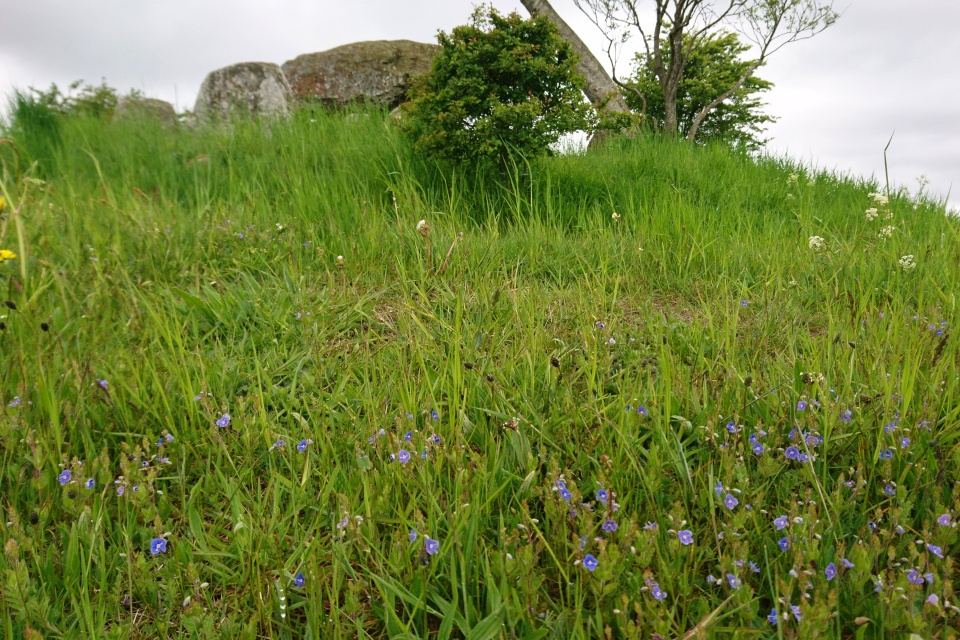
[96,379,108,391]
[752,442,764,455]
[879,449,893,460]
[637,406,648,418]
[750,561,760,573]
[785,446,800,460]
[842,558,854,568]
[398,450,410,464]
[583,554,599,572]
[797,400,806,411]
[767,608,778,625]
[651,583,667,600]
[58,470,72,486]
[425,538,440,555]
[164,433,174,443]
[678,530,693,545]
[774,515,788,530]
[85,478,95,490]
[297,439,310,452]
[602,520,618,534]
[596,489,608,504]
[724,493,739,510]
[797,452,810,463]
[928,544,944,559]
[431,434,440,445]
[117,486,124,496]
[8,396,21,407]
[150,538,167,555]
[927,594,940,605]
[644,521,658,531]
[825,563,837,580]
[726,421,738,433]
[216,413,231,428]
[579,535,588,549]
[431,410,439,421]
[421,449,427,459]
[707,575,717,584]
[727,574,741,589]
[884,484,896,496]
[840,410,852,423]
[938,513,952,527]
[404,431,412,441]
[907,569,924,585]
[741,300,748,307]
[790,605,802,621]
[715,480,723,496]
[899,437,910,448]
[778,537,790,552]
[409,529,417,543]
[294,572,305,587]
[868,521,877,531]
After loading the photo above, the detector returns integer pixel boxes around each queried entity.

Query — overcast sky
[1,0,957,208]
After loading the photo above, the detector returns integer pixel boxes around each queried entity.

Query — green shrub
[399,6,593,169]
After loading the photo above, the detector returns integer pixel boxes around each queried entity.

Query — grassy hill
[1,103,958,639]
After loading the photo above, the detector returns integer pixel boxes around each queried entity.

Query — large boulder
[282,40,439,110]
[194,62,293,123]
[115,96,178,128]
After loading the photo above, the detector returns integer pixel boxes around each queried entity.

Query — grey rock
[194,62,293,123]
[115,96,178,128]
[282,40,439,110]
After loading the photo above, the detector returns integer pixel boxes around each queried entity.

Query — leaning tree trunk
[520,0,630,114]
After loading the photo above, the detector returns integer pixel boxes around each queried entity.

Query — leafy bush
[624,32,775,149]
[399,6,593,169]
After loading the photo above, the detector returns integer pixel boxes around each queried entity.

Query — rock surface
[115,96,178,127]
[194,62,293,123]
[282,40,439,109]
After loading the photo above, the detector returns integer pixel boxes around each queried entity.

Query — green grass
[1,104,958,639]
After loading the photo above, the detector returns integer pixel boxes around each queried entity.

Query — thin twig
[438,233,463,276]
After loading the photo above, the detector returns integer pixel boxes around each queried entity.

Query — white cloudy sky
[1,0,957,208]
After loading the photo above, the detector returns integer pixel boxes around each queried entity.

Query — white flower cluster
[898,255,916,270]
[808,236,826,251]
[865,208,878,221]
[611,212,621,222]
[869,192,889,207]
[878,225,895,240]
[787,173,799,186]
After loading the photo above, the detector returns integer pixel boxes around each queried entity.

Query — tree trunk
[520,0,630,114]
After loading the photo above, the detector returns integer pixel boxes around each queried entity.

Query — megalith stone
[282,40,440,110]
[114,96,178,128]
[194,62,293,123]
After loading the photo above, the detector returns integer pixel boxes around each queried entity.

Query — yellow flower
[0,249,17,262]
[0,195,5,210]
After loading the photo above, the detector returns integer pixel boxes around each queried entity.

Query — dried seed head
[550,356,560,369]
[464,361,474,370]
[40,322,50,332]
[800,372,813,384]
[416,220,431,237]
[485,373,494,382]
[744,376,753,387]
[29,511,39,525]
[4,301,16,311]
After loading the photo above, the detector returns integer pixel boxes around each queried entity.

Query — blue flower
[602,520,618,533]
[596,489,608,504]
[294,572,305,587]
[85,478,95,490]
[583,554,599,572]
[724,493,739,510]
[58,469,72,486]
[868,521,877,531]
[899,437,910,448]
[841,557,854,568]
[8,396,21,407]
[938,513,952,527]
[678,530,694,545]
[774,515,788,530]
[785,446,800,460]
[651,583,667,600]
[767,608,778,625]
[726,421,738,433]
[297,439,310,452]
[726,574,741,589]
[715,480,723,496]
[431,410,439,421]
[409,529,418,543]
[928,544,943,559]
[216,413,231,428]
[840,410,852,423]
[824,562,837,580]
[421,449,427,459]
[907,569,924,585]
[884,484,896,496]
[706,575,717,584]
[404,431,412,441]
[797,452,810,463]
[150,538,167,555]
[752,442,764,455]
[778,537,790,552]
[750,561,760,573]
[431,434,440,445]
[117,486,125,496]
[637,406,648,418]
[644,521,658,531]
[398,450,410,464]
[879,448,893,460]
[790,605,802,621]
[425,538,440,555]
[96,379,108,391]
[797,400,806,411]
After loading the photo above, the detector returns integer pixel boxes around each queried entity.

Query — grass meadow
[0,102,958,639]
